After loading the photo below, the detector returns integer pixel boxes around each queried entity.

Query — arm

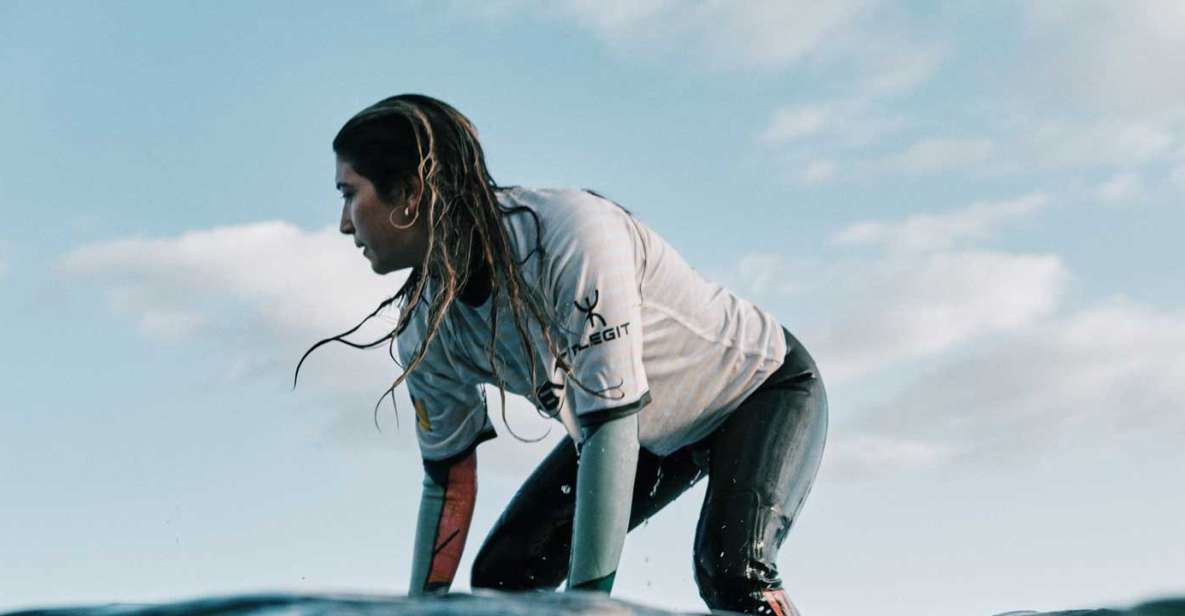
[408,447,479,596]
[396,327,494,596]
[540,191,650,591]
[566,411,640,593]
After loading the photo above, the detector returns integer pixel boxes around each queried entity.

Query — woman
[300,94,828,615]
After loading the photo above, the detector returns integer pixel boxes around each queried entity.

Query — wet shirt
[397,187,787,461]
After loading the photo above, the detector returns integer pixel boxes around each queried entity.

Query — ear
[404,176,425,213]
[384,175,424,210]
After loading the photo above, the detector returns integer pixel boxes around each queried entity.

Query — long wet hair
[294,94,605,437]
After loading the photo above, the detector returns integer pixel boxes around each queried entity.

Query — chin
[370,260,391,275]
[370,258,402,275]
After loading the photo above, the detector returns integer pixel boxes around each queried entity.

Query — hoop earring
[389,206,419,230]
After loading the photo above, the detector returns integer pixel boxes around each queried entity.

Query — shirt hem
[576,390,653,427]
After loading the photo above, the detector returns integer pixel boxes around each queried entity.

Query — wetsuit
[400,187,828,614]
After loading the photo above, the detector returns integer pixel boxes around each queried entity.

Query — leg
[471,435,709,590]
[694,329,828,614]
[470,436,578,591]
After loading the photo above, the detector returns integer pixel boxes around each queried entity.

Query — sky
[2,1,1184,614]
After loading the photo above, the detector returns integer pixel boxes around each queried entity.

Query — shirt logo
[534,360,568,416]
[574,289,607,329]
[413,398,432,431]
[566,287,632,358]
[535,379,563,414]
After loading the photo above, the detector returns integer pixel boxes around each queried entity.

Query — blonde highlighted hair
[295,94,611,438]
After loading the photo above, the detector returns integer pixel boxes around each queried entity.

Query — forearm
[567,412,640,593]
[408,449,478,596]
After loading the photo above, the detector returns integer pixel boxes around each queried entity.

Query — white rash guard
[397,186,788,461]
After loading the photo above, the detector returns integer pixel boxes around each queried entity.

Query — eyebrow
[335,182,353,191]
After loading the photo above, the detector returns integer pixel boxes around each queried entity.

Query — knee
[695,560,796,614]
[695,565,788,613]
[469,543,503,590]
[469,531,568,591]
[694,495,789,610]
[470,540,528,591]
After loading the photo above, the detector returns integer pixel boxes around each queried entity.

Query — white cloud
[841,30,944,98]
[1022,1,1185,116]
[738,195,1064,382]
[1173,162,1185,187]
[732,253,797,298]
[809,250,1068,383]
[831,193,1050,252]
[720,241,1181,481]
[58,221,407,396]
[759,100,909,153]
[59,221,401,341]
[759,105,831,145]
[819,114,1182,185]
[100,284,208,340]
[55,221,456,452]
[825,434,957,479]
[468,0,941,100]
[468,0,875,70]
[889,137,996,175]
[1096,172,1143,205]
[708,252,805,305]
[1025,118,1178,170]
[544,0,675,39]
[844,299,1185,475]
[793,109,1181,185]
[800,160,837,185]
[690,0,874,70]
[538,0,877,70]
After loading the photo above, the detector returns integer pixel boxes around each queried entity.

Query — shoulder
[500,186,630,231]
[499,186,639,255]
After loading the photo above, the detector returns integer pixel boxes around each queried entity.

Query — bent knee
[470,535,567,591]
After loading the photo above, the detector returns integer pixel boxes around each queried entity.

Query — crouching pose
[303,94,828,615]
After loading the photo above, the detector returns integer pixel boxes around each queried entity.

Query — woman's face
[336,157,428,274]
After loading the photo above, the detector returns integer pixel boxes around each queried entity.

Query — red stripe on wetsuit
[427,451,477,589]
[762,589,801,616]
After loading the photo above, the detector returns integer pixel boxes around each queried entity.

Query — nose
[339,203,353,235]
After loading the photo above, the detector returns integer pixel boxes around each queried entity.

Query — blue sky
[3,2,1184,614]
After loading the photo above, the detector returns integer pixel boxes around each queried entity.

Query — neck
[458,246,492,307]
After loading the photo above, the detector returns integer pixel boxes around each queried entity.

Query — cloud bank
[58,221,408,400]
[59,221,401,341]
[729,193,1184,478]
[464,0,940,102]
[834,300,1185,477]
[831,194,1050,253]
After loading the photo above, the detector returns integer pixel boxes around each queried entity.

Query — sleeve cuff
[422,425,498,481]
[576,390,652,428]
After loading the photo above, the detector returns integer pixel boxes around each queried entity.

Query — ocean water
[2,592,704,616]
[5,592,1184,616]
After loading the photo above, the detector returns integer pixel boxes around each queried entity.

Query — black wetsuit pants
[471,328,828,614]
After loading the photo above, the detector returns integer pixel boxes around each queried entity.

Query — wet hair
[294,94,610,438]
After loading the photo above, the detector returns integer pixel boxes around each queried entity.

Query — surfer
[299,94,828,615]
